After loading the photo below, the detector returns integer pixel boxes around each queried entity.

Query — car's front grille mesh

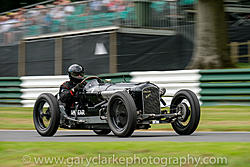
[142,87,160,114]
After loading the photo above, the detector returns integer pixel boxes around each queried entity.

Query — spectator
[7,13,19,26]
[27,5,45,18]
[14,8,27,41]
[90,0,102,13]
[37,8,52,33]
[107,0,117,12]
[62,0,75,17]
[102,0,110,12]
[2,13,20,44]
[116,0,126,12]
[79,6,91,17]
[50,1,65,20]
[0,16,10,33]
[0,16,6,44]
[0,0,133,43]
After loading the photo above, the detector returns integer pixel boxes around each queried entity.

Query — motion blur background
[0,0,249,76]
[1,2,250,167]
[0,0,250,108]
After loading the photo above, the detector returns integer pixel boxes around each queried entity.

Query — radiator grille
[142,87,160,114]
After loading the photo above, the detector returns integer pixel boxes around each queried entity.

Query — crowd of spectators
[0,0,188,45]
[0,0,133,45]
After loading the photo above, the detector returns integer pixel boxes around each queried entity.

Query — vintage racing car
[33,76,200,137]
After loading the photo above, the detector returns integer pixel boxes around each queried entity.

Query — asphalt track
[0,130,250,142]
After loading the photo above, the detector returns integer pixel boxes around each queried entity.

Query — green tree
[188,0,234,69]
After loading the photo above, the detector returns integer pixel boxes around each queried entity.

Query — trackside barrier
[2,69,250,107]
[20,75,67,107]
[200,69,250,106]
[130,70,201,105]
[20,73,131,107]
[0,77,22,107]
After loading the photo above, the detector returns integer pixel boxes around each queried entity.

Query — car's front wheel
[170,89,200,135]
[107,91,137,137]
[33,93,60,136]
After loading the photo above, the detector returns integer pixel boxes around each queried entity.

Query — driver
[59,64,86,110]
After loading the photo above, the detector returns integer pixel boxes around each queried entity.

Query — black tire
[93,129,111,135]
[33,93,60,136]
[170,89,200,135]
[107,91,137,137]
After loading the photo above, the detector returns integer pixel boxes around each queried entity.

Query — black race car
[33,76,200,137]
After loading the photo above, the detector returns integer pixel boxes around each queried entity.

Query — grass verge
[0,106,250,131]
[0,141,250,167]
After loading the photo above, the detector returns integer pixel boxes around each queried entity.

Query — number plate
[71,109,86,116]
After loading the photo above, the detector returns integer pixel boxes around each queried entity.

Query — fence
[0,77,22,107]
[230,41,250,64]
[0,70,201,107]
[0,0,195,45]
[0,69,250,107]
[1,69,250,107]
[200,69,250,106]
[0,28,194,77]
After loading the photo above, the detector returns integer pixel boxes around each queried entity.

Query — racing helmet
[68,64,85,83]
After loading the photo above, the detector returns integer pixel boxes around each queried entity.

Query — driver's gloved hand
[71,82,85,93]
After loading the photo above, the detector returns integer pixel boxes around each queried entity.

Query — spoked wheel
[170,89,200,135]
[93,129,111,135]
[107,92,137,137]
[33,93,60,136]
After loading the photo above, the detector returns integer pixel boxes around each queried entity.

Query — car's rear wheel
[107,91,137,137]
[93,129,111,135]
[33,93,60,136]
[170,89,200,135]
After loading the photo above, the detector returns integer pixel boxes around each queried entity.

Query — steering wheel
[81,76,102,84]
